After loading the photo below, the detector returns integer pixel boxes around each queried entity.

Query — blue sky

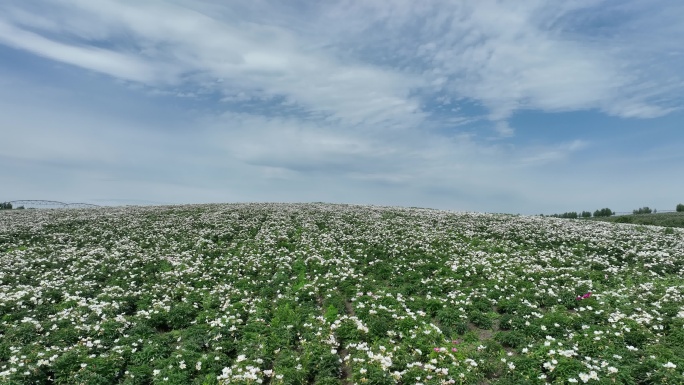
[1,0,683,214]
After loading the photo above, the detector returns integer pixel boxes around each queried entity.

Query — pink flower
[452,348,458,352]
[434,347,440,352]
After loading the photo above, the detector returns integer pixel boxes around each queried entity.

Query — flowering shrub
[1,203,684,384]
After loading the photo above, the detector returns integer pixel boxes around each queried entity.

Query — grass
[1,203,684,384]
[587,211,684,228]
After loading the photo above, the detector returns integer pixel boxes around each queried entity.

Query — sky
[1,0,683,215]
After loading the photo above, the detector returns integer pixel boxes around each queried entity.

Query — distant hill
[587,211,684,228]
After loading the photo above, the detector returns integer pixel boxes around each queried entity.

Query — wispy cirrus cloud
[0,0,426,130]
[314,1,684,131]
[2,0,682,134]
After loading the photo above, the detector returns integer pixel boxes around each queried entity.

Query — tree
[633,207,652,215]
[677,203,684,212]
[581,211,592,218]
[0,202,12,210]
[593,208,613,217]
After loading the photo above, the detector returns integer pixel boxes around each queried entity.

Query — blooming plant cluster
[576,292,592,301]
[0,203,683,384]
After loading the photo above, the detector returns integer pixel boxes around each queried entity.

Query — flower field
[1,203,684,385]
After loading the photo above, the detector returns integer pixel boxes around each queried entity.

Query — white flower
[663,362,677,369]
[579,372,590,383]
[465,359,478,367]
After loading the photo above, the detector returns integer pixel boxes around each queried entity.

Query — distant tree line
[543,208,613,219]
[630,203,684,214]
[544,204,683,218]
[1,202,25,210]
[547,212,580,219]
[633,207,654,215]
[593,208,614,217]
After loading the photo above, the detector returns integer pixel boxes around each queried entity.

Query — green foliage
[550,211,579,219]
[581,211,592,218]
[494,330,528,348]
[592,211,684,228]
[623,323,654,348]
[0,202,12,209]
[355,365,395,385]
[367,315,393,339]
[324,304,339,323]
[593,208,614,217]
[436,306,462,330]
[272,350,307,385]
[677,203,684,212]
[469,310,494,329]
[167,302,199,329]
[633,206,653,214]
[614,215,634,223]
[453,320,469,335]
[314,377,342,385]
[469,297,493,313]
[302,343,340,380]
[53,348,89,382]
[334,318,362,342]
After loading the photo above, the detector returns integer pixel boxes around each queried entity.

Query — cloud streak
[2,0,682,132]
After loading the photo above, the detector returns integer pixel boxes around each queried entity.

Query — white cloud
[517,140,588,165]
[0,20,159,82]
[2,0,682,134]
[0,0,426,130]
[298,0,683,130]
